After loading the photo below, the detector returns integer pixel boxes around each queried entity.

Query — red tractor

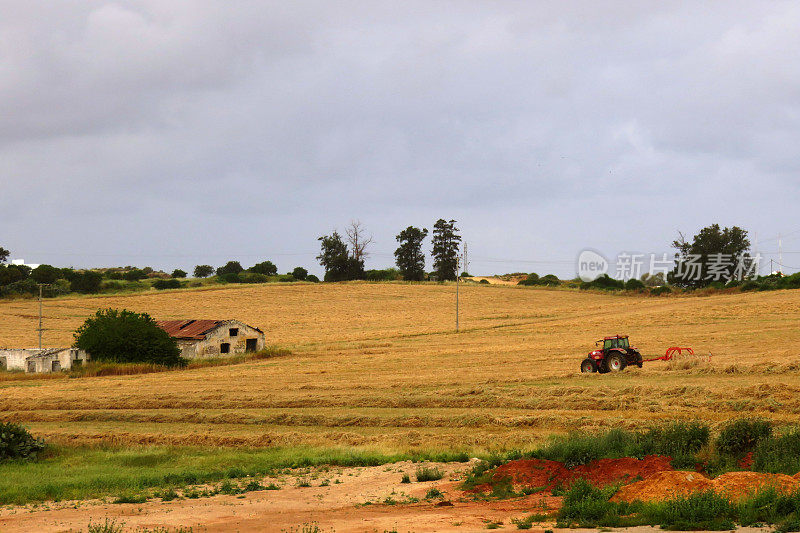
[580,335,643,373]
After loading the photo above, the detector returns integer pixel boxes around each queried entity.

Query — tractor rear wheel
[580,359,597,373]
[606,353,625,372]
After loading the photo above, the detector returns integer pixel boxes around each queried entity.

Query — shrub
[74,308,186,367]
[249,261,277,276]
[556,478,632,527]
[415,466,443,482]
[30,264,60,284]
[217,272,241,284]
[579,274,624,291]
[193,265,215,278]
[238,272,269,284]
[640,491,735,530]
[650,285,672,296]
[123,268,147,281]
[217,261,244,276]
[751,429,800,474]
[0,422,45,462]
[171,269,187,278]
[70,271,103,294]
[365,268,402,281]
[153,278,181,290]
[401,473,410,483]
[625,278,645,290]
[716,418,773,457]
[292,267,308,281]
[277,274,295,282]
[306,274,320,283]
[532,423,709,468]
[479,279,490,284]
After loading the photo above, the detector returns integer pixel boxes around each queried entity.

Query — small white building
[0,348,88,373]
[155,319,265,359]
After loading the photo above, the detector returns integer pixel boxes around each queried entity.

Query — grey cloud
[1,1,799,277]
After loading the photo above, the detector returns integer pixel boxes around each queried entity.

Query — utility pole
[779,234,783,275]
[455,255,460,332]
[37,284,44,350]
[464,242,469,275]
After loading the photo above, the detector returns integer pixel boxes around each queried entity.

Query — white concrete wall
[0,348,88,373]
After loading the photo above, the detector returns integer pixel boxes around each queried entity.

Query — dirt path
[0,461,560,532]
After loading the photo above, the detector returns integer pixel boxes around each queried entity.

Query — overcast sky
[2,1,799,277]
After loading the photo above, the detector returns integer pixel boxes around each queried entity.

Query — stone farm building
[0,348,88,373]
[155,319,265,359]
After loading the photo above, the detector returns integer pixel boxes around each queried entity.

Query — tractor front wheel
[606,353,626,372]
[580,359,597,373]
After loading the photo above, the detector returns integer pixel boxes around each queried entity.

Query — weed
[87,518,125,533]
[425,487,444,500]
[159,488,179,501]
[716,418,772,457]
[244,479,263,492]
[400,473,410,484]
[415,466,443,482]
[113,493,148,504]
[297,479,311,488]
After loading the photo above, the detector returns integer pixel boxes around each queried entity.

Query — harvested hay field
[1,283,800,449]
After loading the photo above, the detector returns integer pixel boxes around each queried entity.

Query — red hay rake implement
[642,346,696,363]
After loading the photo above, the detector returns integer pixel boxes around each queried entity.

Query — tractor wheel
[580,359,597,373]
[606,353,626,372]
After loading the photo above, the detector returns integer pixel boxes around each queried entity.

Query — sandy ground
[0,461,563,532]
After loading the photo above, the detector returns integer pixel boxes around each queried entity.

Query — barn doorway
[245,338,257,352]
[51,360,61,372]
[220,343,231,354]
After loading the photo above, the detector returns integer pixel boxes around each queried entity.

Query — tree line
[316,219,462,282]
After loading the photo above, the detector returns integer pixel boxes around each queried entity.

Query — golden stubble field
[1,282,799,451]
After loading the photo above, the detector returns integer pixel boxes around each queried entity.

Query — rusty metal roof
[155,319,225,340]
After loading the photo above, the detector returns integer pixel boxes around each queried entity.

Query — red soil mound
[612,471,712,502]
[612,470,800,503]
[714,471,800,500]
[488,455,673,491]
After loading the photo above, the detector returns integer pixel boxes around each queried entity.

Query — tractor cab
[598,335,631,351]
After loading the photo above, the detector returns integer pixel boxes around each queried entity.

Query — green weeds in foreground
[0,445,470,505]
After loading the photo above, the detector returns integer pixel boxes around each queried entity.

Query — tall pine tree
[431,219,461,281]
[394,226,428,281]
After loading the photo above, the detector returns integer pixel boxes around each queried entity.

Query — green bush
[415,466,443,482]
[752,429,800,474]
[365,268,402,281]
[153,278,181,290]
[641,491,735,530]
[239,272,269,284]
[123,268,147,281]
[557,478,634,527]
[519,273,560,287]
[292,267,308,281]
[716,418,772,457]
[193,265,214,278]
[532,423,709,468]
[306,274,320,283]
[579,274,624,291]
[171,269,187,278]
[650,285,672,296]
[73,308,186,367]
[625,278,645,290]
[70,271,103,294]
[249,261,277,276]
[479,279,490,284]
[0,422,45,462]
[217,261,244,276]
